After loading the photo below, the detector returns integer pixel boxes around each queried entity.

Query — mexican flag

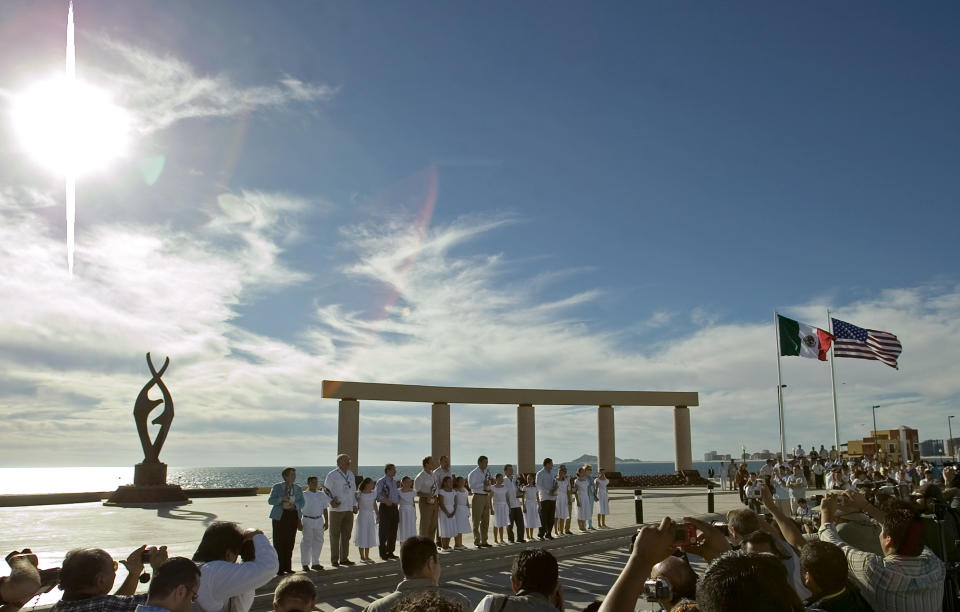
[778,314,834,361]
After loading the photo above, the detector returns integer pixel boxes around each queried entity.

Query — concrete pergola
[321,381,699,474]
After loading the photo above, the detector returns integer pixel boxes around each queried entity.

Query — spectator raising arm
[760,484,806,552]
[598,518,676,612]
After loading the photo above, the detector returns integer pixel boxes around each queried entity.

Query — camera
[642,577,672,602]
[673,522,697,548]
[710,521,729,536]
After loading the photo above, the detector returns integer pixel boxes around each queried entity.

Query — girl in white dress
[397,476,417,543]
[575,468,590,532]
[437,476,457,551]
[454,477,470,550]
[354,478,378,562]
[595,469,610,527]
[491,473,510,544]
[522,474,540,541]
[553,465,569,536]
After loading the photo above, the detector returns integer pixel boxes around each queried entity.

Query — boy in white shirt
[299,476,331,571]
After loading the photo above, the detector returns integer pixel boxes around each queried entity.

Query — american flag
[830,318,903,369]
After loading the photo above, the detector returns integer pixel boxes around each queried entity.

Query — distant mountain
[566,454,642,464]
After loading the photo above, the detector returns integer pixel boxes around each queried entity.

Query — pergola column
[432,402,451,464]
[673,405,692,471]
[598,405,615,472]
[338,399,360,468]
[517,404,535,475]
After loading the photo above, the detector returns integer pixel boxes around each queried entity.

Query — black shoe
[311,564,324,570]
[340,560,355,566]
[538,535,545,541]
[517,539,526,543]
[302,565,311,572]
[331,561,340,567]
[545,535,554,540]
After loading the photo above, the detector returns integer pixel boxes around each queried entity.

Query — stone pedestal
[134,461,167,486]
[104,462,189,506]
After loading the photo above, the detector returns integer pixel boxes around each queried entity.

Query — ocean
[1,461,766,495]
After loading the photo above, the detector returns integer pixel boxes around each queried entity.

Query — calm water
[1,461,766,495]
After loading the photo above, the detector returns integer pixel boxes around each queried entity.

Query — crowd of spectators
[4,447,958,612]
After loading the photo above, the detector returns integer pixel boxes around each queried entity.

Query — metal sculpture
[134,352,173,463]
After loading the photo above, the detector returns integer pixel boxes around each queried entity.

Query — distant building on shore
[920,439,945,457]
[845,426,919,462]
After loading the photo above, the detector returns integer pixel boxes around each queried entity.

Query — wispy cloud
[87,36,337,133]
[1,193,957,468]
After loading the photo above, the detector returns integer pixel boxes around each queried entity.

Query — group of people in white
[266,454,615,573]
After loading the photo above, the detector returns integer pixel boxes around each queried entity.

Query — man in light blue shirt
[375,464,401,561]
[535,458,557,540]
[467,456,492,548]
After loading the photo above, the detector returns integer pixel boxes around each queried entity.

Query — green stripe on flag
[778,315,801,356]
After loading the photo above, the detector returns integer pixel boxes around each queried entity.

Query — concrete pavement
[0,486,751,611]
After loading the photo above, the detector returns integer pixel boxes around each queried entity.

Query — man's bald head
[651,556,697,609]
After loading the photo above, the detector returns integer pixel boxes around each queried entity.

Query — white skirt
[354,509,378,548]
[398,505,417,542]
[555,497,570,519]
[493,502,510,527]
[524,499,541,529]
[597,489,610,515]
[456,504,471,534]
[439,509,459,538]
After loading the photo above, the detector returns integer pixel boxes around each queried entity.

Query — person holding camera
[473,549,564,612]
[1,550,55,612]
[192,522,278,612]
[52,546,168,612]
[817,491,944,612]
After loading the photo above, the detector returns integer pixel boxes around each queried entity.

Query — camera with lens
[642,577,672,602]
[673,522,697,548]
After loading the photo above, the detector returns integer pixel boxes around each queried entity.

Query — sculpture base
[104,484,190,507]
[105,463,189,506]
[134,462,168,487]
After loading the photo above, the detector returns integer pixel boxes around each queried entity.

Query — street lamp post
[949,415,955,459]
[871,405,880,459]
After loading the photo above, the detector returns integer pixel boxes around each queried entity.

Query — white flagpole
[774,310,786,460]
[827,309,841,453]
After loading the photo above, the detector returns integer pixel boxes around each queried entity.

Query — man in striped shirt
[817,492,944,612]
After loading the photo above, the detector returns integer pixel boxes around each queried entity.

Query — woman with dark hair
[192,522,278,612]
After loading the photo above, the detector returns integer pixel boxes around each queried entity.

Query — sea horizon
[1,459,765,495]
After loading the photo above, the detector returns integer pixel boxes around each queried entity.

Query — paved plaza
[1,486,753,611]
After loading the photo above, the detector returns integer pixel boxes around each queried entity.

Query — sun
[11,76,130,177]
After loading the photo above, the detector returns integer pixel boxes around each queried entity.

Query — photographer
[647,554,698,612]
[52,545,168,612]
[192,522,278,612]
[1,551,43,612]
[817,491,944,612]
[726,504,810,600]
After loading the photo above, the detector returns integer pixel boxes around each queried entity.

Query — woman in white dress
[595,468,610,527]
[553,465,570,536]
[454,476,470,550]
[491,474,510,544]
[522,474,540,541]
[397,476,417,543]
[437,476,457,551]
[575,468,591,532]
[354,478,378,562]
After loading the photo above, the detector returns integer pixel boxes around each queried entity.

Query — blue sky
[1,1,958,468]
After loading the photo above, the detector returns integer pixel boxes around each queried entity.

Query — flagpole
[774,310,786,460]
[827,309,841,453]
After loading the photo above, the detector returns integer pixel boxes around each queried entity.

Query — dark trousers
[507,507,525,542]
[538,500,556,537]
[272,508,299,572]
[814,473,824,489]
[378,504,399,559]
